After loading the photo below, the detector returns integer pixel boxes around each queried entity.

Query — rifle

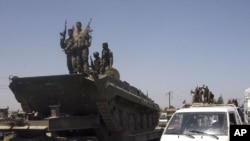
[84,18,92,33]
[59,20,67,49]
[90,55,99,80]
[90,56,95,71]
[83,19,92,47]
[60,20,67,41]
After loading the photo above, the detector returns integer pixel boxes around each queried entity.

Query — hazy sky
[0,0,250,110]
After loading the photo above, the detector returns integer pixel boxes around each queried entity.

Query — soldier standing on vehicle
[100,42,113,74]
[60,29,75,74]
[73,21,92,74]
[93,52,101,74]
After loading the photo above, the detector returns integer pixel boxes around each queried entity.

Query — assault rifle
[90,55,99,80]
[90,56,95,71]
[60,20,67,41]
[83,19,93,47]
[60,20,67,49]
[84,18,92,33]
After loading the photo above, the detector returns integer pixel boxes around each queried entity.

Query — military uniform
[100,42,113,74]
[74,30,91,73]
[60,30,75,74]
[93,52,101,74]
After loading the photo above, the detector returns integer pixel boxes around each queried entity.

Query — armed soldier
[60,28,75,74]
[73,21,92,74]
[91,52,101,74]
[100,42,113,74]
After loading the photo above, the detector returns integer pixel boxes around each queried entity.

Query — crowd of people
[60,21,113,75]
[190,85,214,103]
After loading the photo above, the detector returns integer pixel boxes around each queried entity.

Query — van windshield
[164,112,228,135]
[159,114,167,119]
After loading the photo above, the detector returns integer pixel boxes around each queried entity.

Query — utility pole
[166,91,173,108]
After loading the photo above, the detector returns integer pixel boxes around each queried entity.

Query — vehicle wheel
[148,114,153,128]
[112,108,122,129]
[142,114,148,129]
[128,115,135,132]
[122,110,129,128]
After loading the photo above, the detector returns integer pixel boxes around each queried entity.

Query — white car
[158,113,168,127]
[160,104,242,141]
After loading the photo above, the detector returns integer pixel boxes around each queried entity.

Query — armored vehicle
[0,68,162,141]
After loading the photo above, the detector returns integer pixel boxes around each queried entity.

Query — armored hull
[8,72,160,136]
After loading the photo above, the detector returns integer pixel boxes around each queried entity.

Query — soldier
[60,29,75,74]
[203,85,209,103]
[73,21,92,74]
[92,52,101,74]
[100,42,113,74]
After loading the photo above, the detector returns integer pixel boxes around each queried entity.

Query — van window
[164,112,228,135]
[229,112,236,125]
[159,113,167,119]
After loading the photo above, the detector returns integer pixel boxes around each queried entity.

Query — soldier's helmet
[93,52,99,57]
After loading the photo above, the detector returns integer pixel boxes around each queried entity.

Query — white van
[160,104,242,141]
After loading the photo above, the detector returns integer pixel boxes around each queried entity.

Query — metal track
[96,101,123,132]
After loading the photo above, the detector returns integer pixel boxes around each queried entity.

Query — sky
[0,0,250,111]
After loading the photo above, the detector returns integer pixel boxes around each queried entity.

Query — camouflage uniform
[100,42,113,74]
[60,29,75,74]
[73,30,91,73]
[93,52,101,74]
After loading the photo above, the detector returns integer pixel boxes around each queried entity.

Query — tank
[5,68,161,140]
